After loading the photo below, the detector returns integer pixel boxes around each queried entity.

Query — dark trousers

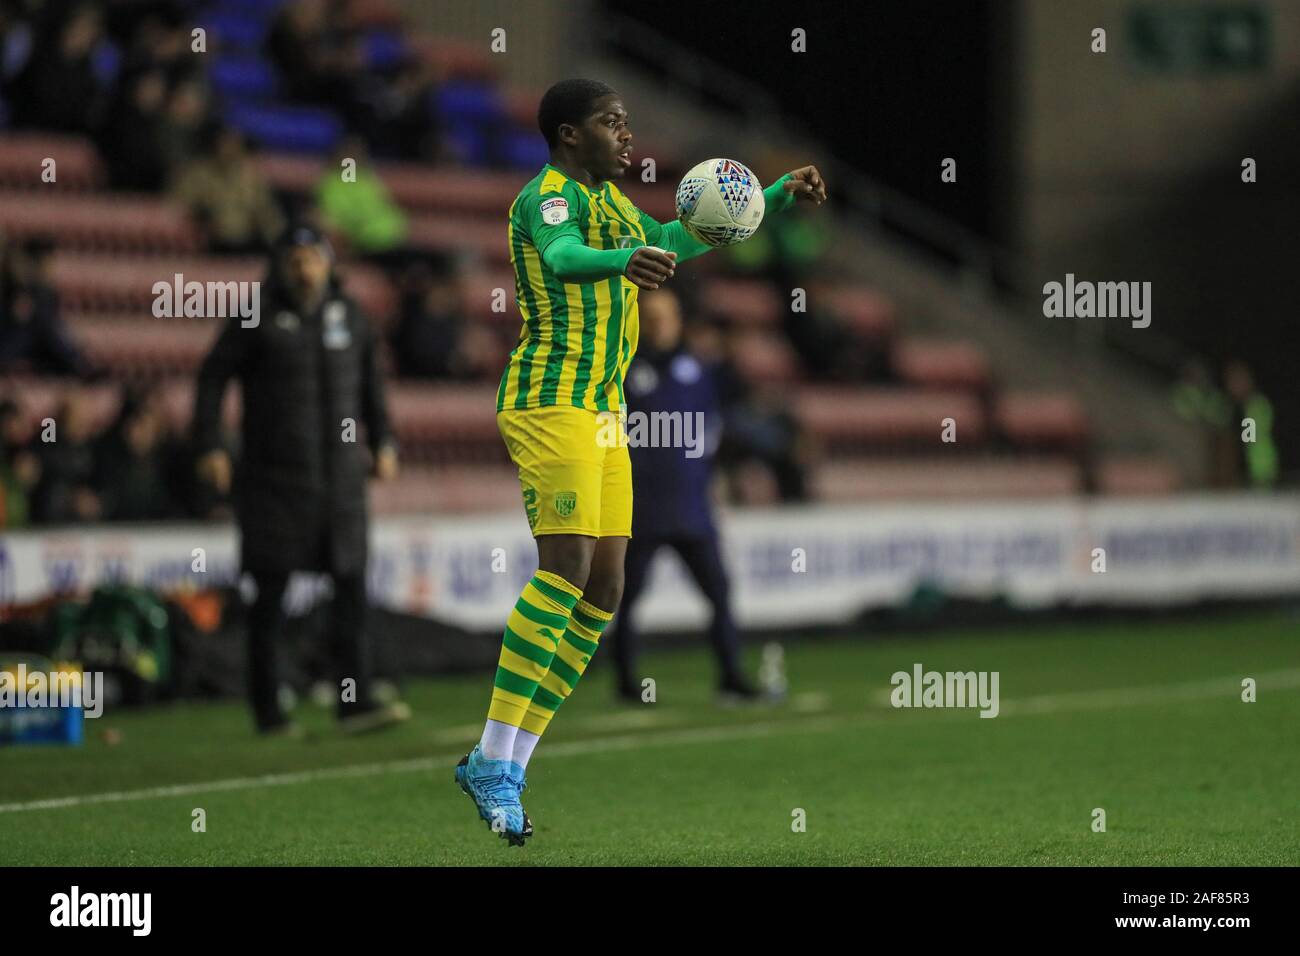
[246,570,374,730]
[608,531,743,689]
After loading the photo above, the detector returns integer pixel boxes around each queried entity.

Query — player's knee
[582,570,624,614]
[537,535,595,591]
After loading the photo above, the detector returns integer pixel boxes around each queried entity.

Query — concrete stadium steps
[0,133,103,191]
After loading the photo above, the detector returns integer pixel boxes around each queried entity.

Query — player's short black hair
[537,78,617,149]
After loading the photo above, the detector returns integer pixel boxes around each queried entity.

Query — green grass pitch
[2,610,1297,866]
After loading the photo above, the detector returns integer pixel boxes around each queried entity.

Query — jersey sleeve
[518,179,586,257]
[636,209,712,262]
[633,173,798,262]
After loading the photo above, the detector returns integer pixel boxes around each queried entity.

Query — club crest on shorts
[554,490,577,517]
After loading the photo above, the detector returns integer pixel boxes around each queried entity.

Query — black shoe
[339,701,412,734]
[716,675,764,705]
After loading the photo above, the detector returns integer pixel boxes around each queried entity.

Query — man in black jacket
[193,226,408,735]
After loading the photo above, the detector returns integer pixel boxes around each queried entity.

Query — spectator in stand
[691,319,810,503]
[94,385,181,522]
[315,135,408,261]
[102,67,170,190]
[32,392,101,524]
[156,71,210,176]
[0,0,36,124]
[1172,358,1234,488]
[0,236,96,378]
[171,124,285,254]
[266,0,370,130]
[391,255,495,379]
[9,1,107,134]
[0,396,40,528]
[1223,359,1278,489]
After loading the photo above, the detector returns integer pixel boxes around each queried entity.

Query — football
[674,158,766,246]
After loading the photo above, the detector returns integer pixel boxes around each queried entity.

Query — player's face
[579,94,632,181]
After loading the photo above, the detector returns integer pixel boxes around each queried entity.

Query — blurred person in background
[315,134,408,262]
[102,66,171,190]
[32,391,101,523]
[0,236,96,378]
[607,289,760,702]
[8,0,106,134]
[705,321,810,503]
[266,0,370,132]
[192,225,408,736]
[0,395,40,527]
[93,384,182,522]
[171,123,285,254]
[391,254,496,379]
[1172,358,1234,488]
[1223,359,1278,490]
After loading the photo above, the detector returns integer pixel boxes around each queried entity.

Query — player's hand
[196,449,232,494]
[624,246,677,290]
[373,444,399,481]
[783,165,828,205]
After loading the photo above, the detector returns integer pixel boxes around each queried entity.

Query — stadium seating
[0,2,1164,517]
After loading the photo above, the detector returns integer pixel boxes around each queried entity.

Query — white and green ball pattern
[674,158,766,247]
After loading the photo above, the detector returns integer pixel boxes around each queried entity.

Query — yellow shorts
[497,405,632,538]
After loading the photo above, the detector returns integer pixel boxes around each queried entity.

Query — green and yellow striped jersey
[497,164,650,413]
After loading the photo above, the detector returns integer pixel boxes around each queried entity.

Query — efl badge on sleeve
[541,197,570,225]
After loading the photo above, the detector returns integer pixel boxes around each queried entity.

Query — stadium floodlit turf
[2,610,1297,866]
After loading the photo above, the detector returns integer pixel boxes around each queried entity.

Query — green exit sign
[1129,3,1270,72]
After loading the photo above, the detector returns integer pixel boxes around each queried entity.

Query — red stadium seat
[813,456,1082,500]
[0,192,198,254]
[795,386,986,450]
[994,392,1089,450]
[701,278,782,327]
[370,464,521,514]
[1095,456,1180,495]
[407,214,506,263]
[891,339,991,391]
[823,285,896,340]
[0,134,103,191]
[728,329,800,384]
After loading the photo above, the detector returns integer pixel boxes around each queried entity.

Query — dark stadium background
[0,0,1297,874]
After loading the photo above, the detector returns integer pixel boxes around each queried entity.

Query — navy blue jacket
[625,347,722,537]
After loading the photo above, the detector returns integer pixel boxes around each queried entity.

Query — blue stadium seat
[202,12,270,52]
[435,82,508,166]
[224,102,342,154]
[504,131,548,170]
[363,30,407,71]
[211,56,278,100]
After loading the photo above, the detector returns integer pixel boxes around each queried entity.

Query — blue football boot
[455,745,532,845]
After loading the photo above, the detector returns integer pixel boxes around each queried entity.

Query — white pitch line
[1,669,1296,815]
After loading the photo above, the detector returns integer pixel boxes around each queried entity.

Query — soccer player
[456,78,827,844]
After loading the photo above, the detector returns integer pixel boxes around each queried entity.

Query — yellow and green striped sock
[519,598,613,737]
[486,571,583,729]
